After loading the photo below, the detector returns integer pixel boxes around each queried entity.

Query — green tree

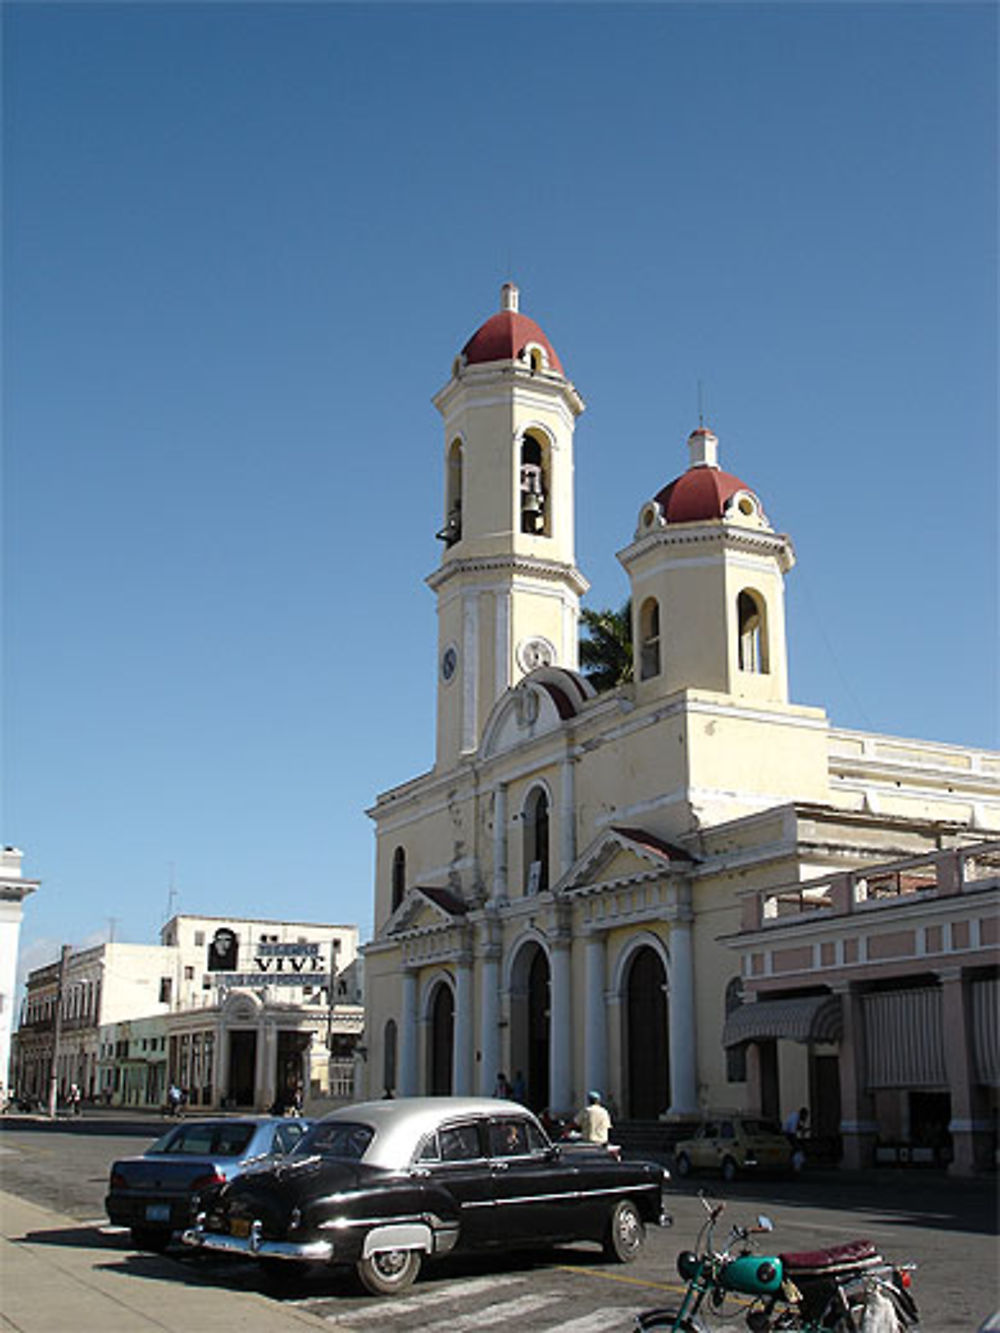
[579,600,633,691]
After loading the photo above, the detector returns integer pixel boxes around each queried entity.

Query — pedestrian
[512,1070,526,1102]
[576,1090,612,1144]
[68,1083,82,1116]
[784,1105,808,1138]
[167,1082,182,1117]
[784,1106,809,1170]
[493,1071,512,1099]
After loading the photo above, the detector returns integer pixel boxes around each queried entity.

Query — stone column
[492,785,508,904]
[399,968,419,1096]
[940,967,990,1175]
[215,1020,229,1107]
[256,1018,277,1112]
[836,983,878,1169]
[478,940,501,1096]
[453,954,474,1095]
[667,917,698,1115]
[584,931,608,1099]
[549,936,573,1114]
[462,595,479,754]
[559,756,576,877]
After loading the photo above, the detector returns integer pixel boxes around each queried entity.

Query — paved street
[1,1111,997,1331]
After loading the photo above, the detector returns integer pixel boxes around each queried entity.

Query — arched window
[737,590,768,673]
[391,847,406,913]
[520,433,549,536]
[383,1019,397,1096]
[639,597,661,679]
[522,786,550,894]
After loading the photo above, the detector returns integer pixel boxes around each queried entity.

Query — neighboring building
[362,284,1000,1174]
[97,1013,169,1109]
[0,847,40,1098]
[15,941,176,1104]
[13,914,363,1112]
[156,915,363,1111]
[723,839,999,1171]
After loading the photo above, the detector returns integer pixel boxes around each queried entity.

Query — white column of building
[256,1019,276,1112]
[399,969,419,1096]
[495,590,511,697]
[462,594,479,754]
[549,937,573,1113]
[667,917,698,1115]
[492,784,508,904]
[559,755,576,877]
[584,931,608,1097]
[453,954,474,1095]
[215,1021,229,1107]
[478,941,501,1096]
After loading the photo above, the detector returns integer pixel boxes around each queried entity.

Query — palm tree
[579,600,633,691]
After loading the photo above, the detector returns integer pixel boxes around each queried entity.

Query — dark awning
[723,994,842,1047]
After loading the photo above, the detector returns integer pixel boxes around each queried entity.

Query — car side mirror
[546,1144,562,1162]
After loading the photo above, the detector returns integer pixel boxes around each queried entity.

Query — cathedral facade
[363,286,999,1171]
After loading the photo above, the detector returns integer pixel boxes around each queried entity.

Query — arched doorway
[509,941,550,1112]
[428,982,454,1095]
[625,945,669,1118]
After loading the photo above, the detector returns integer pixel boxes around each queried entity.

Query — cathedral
[362,285,999,1172]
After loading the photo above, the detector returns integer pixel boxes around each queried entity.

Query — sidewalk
[0,1191,335,1332]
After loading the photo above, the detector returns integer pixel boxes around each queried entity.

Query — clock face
[441,645,458,682]
[517,636,556,672]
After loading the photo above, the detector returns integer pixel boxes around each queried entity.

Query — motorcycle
[636,1193,919,1332]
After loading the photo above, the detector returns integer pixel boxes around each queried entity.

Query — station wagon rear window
[303,1122,374,1159]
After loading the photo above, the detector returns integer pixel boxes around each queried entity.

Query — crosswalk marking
[315,1272,527,1323]
[409,1292,562,1331]
[544,1309,638,1333]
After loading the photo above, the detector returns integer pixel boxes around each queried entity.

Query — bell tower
[618,426,795,704]
[428,284,588,770]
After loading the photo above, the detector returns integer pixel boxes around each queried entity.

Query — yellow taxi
[673,1114,798,1182]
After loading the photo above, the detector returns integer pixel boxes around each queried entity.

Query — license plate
[230,1218,251,1238]
[145,1203,170,1222]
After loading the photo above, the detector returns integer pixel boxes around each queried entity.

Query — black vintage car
[182,1096,672,1294]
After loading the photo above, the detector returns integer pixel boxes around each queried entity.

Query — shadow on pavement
[13,1224,127,1249]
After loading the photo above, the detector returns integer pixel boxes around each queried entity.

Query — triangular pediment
[553,825,694,895]
[384,885,468,937]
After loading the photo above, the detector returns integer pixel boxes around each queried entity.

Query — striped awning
[722,994,842,1047]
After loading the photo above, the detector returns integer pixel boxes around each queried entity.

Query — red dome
[653,467,751,524]
[462,309,564,374]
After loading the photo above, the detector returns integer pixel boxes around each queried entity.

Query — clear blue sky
[3,3,996,984]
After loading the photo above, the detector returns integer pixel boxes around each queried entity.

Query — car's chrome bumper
[181,1216,333,1262]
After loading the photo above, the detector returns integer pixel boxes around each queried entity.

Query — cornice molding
[618,522,795,574]
[427,553,589,597]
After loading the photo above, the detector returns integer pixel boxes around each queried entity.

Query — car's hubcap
[375,1250,408,1278]
[618,1208,640,1251]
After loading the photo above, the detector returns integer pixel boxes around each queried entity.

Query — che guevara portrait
[207,927,239,972]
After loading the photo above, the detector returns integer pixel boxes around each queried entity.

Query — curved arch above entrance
[623,943,670,1119]
[427,979,454,1095]
[508,939,550,1112]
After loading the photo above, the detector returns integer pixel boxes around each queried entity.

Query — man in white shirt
[577,1090,612,1144]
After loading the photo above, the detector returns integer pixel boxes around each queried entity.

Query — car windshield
[298,1121,374,1160]
[148,1124,256,1156]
